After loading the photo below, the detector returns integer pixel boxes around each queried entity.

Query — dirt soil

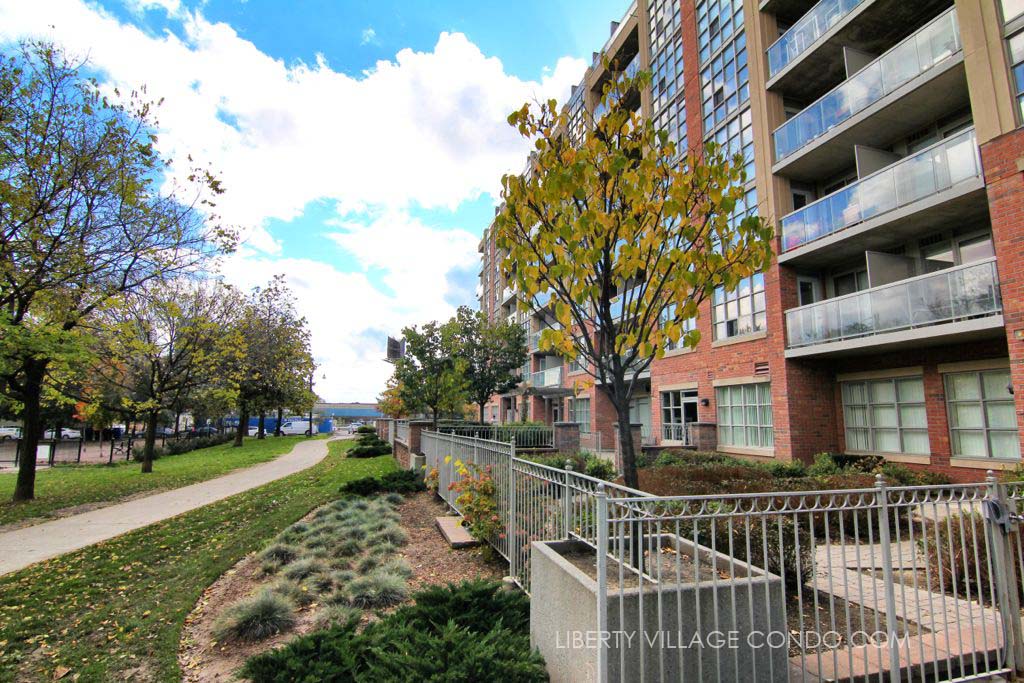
[178,491,503,682]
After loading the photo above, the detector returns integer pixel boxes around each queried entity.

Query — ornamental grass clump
[348,571,409,609]
[283,558,328,582]
[212,590,297,643]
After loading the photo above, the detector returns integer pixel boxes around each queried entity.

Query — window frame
[715,382,773,448]
[944,369,1020,460]
[841,376,931,456]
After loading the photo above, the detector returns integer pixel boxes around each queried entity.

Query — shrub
[347,571,408,609]
[921,512,1017,603]
[136,433,233,461]
[339,470,425,496]
[448,462,500,545]
[807,452,842,477]
[583,455,617,480]
[241,580,544,683]
[348,429,393,458]
[355,425,377,435]
[212,590,296,643]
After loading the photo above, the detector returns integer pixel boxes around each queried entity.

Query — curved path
[0,436,340,577]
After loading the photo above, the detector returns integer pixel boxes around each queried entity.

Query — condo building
[478,0,1024,481]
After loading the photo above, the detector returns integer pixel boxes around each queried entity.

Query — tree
[90,280,243,471]
[233,276,314,446]
[377,374,407,419]
[0,42,232,501]
[393,321,465,429]
[495,65,773,489]
[448,306,527,423]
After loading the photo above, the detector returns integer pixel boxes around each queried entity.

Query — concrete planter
[530,538,788,683]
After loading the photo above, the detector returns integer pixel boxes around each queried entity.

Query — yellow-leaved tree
[495,64,774,489]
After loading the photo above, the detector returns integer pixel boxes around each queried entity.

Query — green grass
[0,435,326,527]
[0,440,396,682]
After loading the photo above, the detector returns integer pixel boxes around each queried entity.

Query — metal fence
[395,420,410,445]
[0,439,85,466]
[421,429,1024,682]
[438,424,554,449]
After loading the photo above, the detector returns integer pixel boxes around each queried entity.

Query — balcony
[661,423,693,446]
[501,286,517,305]
[772,8,967,180]
[531,367,564,388]
[529,326,561,354]
[785,258,1004,358]
[779,128,985,265]
[768,0,868,80]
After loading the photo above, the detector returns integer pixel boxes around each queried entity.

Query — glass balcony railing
[501,286,516,303]
[785,258,1001,349]
[773,8,961,163]
[767,0,869,78]
[531,367,563,388]
[780,128,980,252]
[624,54,640,80]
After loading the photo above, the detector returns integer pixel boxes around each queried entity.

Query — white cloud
[0,0,587,401]
[360,27,377,45]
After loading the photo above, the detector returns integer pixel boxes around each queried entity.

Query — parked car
[278,420,313,436]
[0,426,21,441]
[348,421,364,432]
[157,427,176,436]
[191,425,219,437]
[44,428,81,439]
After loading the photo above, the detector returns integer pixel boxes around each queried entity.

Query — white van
[278,420,313,436]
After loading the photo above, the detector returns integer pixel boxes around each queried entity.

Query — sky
[0,0,628,402]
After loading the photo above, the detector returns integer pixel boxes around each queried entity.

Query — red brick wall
[982,128,1024,453]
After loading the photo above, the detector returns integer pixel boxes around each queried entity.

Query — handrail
[767,0,869,78]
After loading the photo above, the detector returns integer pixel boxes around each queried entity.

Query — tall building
[479,0,1024,481]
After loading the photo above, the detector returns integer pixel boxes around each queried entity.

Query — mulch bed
[178,490,503,682]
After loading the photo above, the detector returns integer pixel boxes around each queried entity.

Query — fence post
[563,461,573,540]
[508,439,517,582]
[985,471,1024,674]
[595,484,609,683]
[875,474,902,683]
[76,438,82,463]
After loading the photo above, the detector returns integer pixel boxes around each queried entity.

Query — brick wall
[982,128,1024,456]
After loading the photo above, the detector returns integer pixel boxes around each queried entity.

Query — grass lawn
[0,440,396,682]
[0,435,326,528]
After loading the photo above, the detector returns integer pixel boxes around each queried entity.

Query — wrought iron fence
[438,424,554,449]
[420,430,1024,682]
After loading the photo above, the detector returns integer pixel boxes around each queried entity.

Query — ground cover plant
[0,435,322,528]
[210,493,412,644]
[0,440,396,682]
[240,579,547,682]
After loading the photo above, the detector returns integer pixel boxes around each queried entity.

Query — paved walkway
[0,436,339,576]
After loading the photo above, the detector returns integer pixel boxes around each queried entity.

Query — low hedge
[348,429,392,459]
[339,470,425,496]
[134,433,233,461]
[241,580,546,682]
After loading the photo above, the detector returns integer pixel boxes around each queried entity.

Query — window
[833,269,868,296]
[945,368,1020,459]
[660,304,697,351]
[650,0,687,151]
[713,272,766,339]
[569,397,591,433]
[842,377,930,455]
[1010,30,1024,123]
[661,389,697,441]
[716,382,773,448]
[568,357,587,374]
[1002,0,1024,23]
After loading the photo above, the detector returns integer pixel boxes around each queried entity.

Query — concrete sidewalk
[0,436,338,576]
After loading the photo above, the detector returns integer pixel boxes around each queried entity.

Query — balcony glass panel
[767,0,869,78]
[780,128,979,252]
[531,367,563,387]
[773,9,961,163]
[785,258,1001,348]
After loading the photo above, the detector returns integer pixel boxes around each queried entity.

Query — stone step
[435,515,480,549]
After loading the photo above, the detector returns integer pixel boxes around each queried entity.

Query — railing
[531,366,563,388]
[421,429,650,590]
[439,424,554,449]
[661,422,693,445]
[501,286,516,304]
[624,53,640,80]
[786,258,1001,349]
[395,420,410,445]
[591,476,1018,682]
[529,326,561,352]
[781,128,981,252]
[767,0,868,78]
[774,9,961,162]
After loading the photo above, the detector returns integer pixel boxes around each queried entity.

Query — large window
[716,382,773,448]
[842,377,930,455]
[1003,0,1024,23]
[945,368,1020,459]
[650,0,687,151]
[1009,30,1024,123]
[569,397,591,433]
[713,272,766,339]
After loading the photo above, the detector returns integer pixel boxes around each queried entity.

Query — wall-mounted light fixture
[700,398,710,407]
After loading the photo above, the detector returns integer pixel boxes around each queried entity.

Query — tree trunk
[141,410,159,473]
[174,411,181,436]
[275,407,283,437]
[234,402,247,447]
[431,407,439,431]
[478,402,486,424]
[13,358,47,502]
[257,411,266,440]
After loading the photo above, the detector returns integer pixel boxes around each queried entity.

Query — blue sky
[0,0,629,401]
